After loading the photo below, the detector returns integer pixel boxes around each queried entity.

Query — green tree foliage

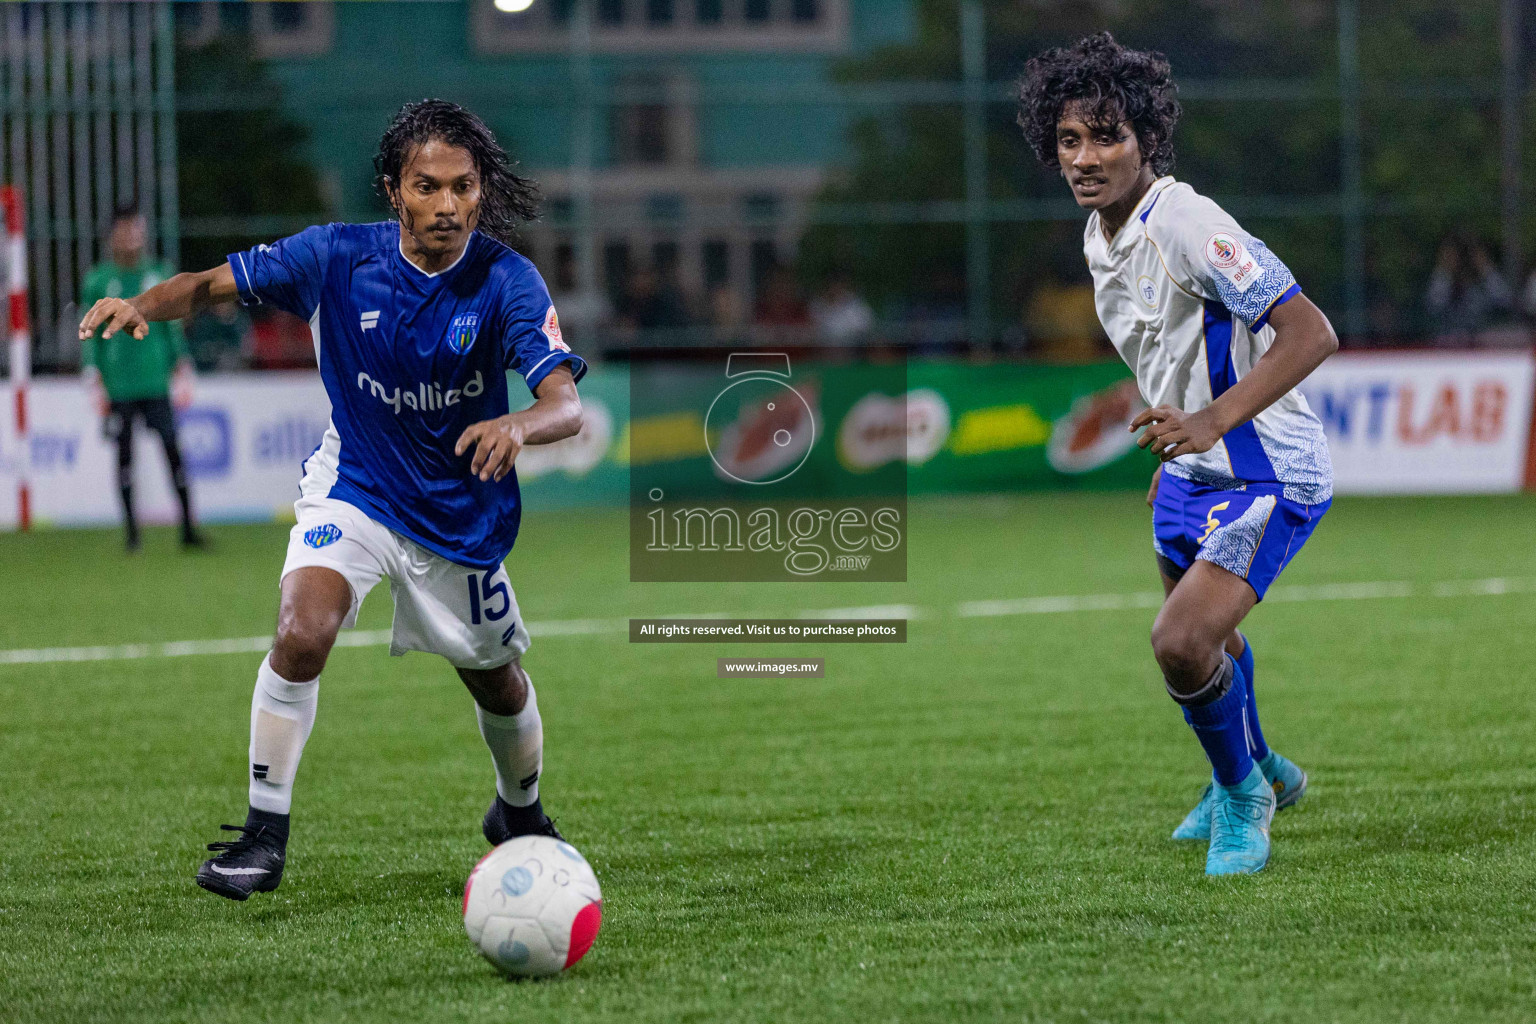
[801,0,1528,340]
[176,33,327,274]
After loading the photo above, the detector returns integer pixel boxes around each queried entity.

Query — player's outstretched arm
[456,366,583,483]
[77,263,239,342]
[1131,294,1338,462]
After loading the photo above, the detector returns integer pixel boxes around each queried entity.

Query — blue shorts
[1152,472,1330,601]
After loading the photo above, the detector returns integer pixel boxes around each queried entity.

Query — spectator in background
[1425,236,1516,343]
[809,269,875,347]
[615,263,690,334]
[1519,265,1536,326]
[753,262,810,341]
[80,204,204,552]
[704,281,749,346]
[1024,272,1110,363]
[547,245,611,347]
[186,300,252,371]
[902,267,968,355]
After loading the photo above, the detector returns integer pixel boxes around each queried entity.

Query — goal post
[2,185,30,531]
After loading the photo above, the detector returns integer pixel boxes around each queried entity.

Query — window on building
[647,0,675,26]
[703,239,731,288]
[270,2,306,31]
[174,3,209,39]
[554,243,577,292]
[179,2,334,55]
[220,0,251,34]
[598,0,625,26]
[603,241,632,300]
[472,0,845,53]
[251,1,334,58]
[652,241,680,278]
[646,194,685,223]
[742,192,780,224]
[611,89,671,166]
[175,2,220,46]
[750,239,779,296]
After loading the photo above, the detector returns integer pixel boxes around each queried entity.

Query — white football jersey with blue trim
[1083,177,1332,504]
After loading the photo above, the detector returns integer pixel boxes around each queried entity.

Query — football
[462,835,603,977]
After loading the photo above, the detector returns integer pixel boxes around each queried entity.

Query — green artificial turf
[2,492,1535,1023]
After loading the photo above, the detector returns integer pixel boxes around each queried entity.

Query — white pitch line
[1,577,1532,668]
[805,604,924,620]
[1264,581,1416,603]
[531,618,625,637]
[1429,577,1536,598]
[955,576,1536,620]
[956,592,1163,618]
[0,621,612,668]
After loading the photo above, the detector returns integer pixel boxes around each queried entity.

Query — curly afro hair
[374,99,539,245]
[1017,32,1181,176]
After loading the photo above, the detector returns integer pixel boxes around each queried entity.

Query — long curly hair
[1017,32,1181,176]
[373,99,539,244]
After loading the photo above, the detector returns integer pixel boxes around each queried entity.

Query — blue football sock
[1236,632,1270,761]
[1176,654,1255,787]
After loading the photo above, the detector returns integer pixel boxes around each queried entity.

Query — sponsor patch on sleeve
[1204,233,1265,293]
[541,305,569,352]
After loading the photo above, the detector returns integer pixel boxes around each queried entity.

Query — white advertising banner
[1297,350,1536,495]
[2,352,1533,529]
[0,372,330,529]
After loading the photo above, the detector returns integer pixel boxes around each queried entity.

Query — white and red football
[463,835,602,977]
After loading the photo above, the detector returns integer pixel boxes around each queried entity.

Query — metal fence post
[1501,0,1522,284]
[571,0,597,310]
[961,0,989,349]
[156,0,179,270]
[1338,0,1365,339]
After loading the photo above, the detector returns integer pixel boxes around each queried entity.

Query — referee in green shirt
[81,205,204,551]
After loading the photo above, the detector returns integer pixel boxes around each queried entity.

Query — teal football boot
[1171,782,1217,841]
[1205,764,1276,876]
[1257,750,1308,810]
[1172,750,1307,840]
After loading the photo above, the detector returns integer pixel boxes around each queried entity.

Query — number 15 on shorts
[467,572,510,625]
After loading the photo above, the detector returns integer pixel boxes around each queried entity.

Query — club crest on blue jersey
[304,524,342,548]
[446,312,480,354]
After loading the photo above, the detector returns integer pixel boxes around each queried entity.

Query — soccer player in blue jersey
[78,101,586,900]
[1018,35,1339,874]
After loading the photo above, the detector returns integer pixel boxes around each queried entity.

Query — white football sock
[247,653,319,815]
[476,679,543,807]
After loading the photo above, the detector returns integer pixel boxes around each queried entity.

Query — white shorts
[282,495,530,670]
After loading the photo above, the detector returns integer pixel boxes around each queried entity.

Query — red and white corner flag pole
[2,185,31,531]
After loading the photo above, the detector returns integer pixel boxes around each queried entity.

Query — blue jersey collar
[395,231,474,280]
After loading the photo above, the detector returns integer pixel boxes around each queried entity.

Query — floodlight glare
[494,0,537,11]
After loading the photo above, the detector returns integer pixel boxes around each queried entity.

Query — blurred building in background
[3,0,1535,370]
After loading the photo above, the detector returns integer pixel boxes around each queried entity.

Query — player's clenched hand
[1130,405,1222,463]
[78,297,149,341]
[456,415,528,483]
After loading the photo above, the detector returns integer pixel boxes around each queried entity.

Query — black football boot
[195,820,286,901]
[482,794,564,846]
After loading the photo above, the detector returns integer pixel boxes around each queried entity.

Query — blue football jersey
[228,222,587,570]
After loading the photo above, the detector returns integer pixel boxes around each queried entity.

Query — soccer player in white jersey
[1018,34,1339,874]
[78,101,586,900]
